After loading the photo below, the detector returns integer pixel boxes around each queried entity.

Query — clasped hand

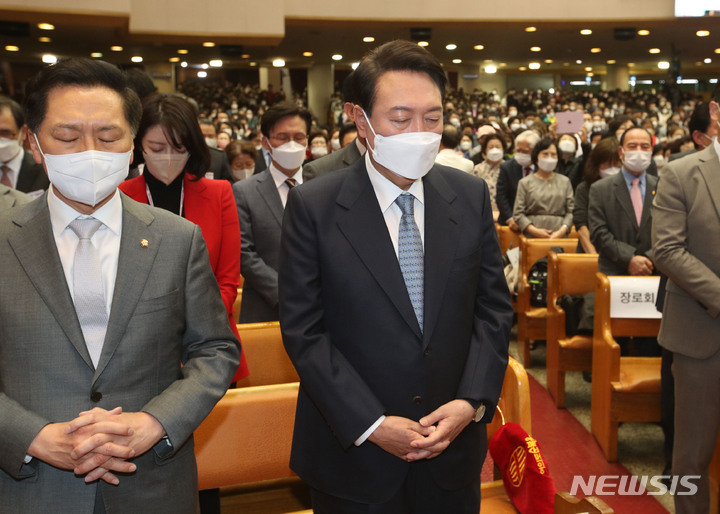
[368,400,475,462]
[28,407,165,485]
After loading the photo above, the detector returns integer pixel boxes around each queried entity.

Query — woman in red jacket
[120,93,248,383]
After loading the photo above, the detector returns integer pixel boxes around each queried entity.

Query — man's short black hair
[339,122,357,143]
[260,102,312,138]
[619,126,652,146]
[688,102,711,149]
[0,96,24,129]
[353,40,447,117]
[24,57,142,135]
[342,71,357,105]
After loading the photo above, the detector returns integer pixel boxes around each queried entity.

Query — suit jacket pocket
[134,289,180,315]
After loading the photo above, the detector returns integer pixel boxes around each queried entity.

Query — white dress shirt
[269,163,304,208]
[353,152,426,446]
[47,186,123,314]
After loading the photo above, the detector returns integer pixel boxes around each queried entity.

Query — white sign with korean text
[608,276,662,319]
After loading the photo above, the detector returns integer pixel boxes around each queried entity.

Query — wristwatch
[472,403,486,423]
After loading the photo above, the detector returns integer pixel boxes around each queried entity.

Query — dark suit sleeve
[455,181,512,420]
[279,188,385,449]
[496,162,514,225]
[588,180,637,273]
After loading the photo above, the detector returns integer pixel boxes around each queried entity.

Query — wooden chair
[553,492,613,514]
[234,321,300,388]
[497,224,522,255]
[516,236,579,367]
[546,252,598,408]
[591,273,662,461]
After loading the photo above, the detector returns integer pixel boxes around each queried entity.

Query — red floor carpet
[527,374,669,513]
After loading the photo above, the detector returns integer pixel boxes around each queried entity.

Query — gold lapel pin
[140,239,149,248]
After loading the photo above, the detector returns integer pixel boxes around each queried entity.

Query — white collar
[269,163,303,189]
[364,151,424,213]
[47,185,123,237]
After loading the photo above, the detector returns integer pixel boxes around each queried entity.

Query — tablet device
[556,111,585,134]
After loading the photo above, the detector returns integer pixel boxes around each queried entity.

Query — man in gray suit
[0,96,48,195]
[0,183,31,211]
[652,89,720,514]
[233,102,312,322]
[0,58,240,513]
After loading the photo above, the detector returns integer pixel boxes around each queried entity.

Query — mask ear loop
[33,133,47,158]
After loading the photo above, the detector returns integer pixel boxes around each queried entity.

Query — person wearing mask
[216,131,231,150]
[513,137,573,239]
[573,138,620,254]
[198,117,233,182]
[0,97,48,195]
[305,130,329,163]
[472,133,507,222]
[556,133,581,179]
[279,39,511,514]
[435,123,474,173]
[496,129,540,231]
[233,102,312,322]
[225,140,257,182]
[0,57,239,513]
[459,133,474,159]
[119,94,248,383]
[669,102,718,161]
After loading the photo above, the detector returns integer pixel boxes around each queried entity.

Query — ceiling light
[250,62,257,67]
[563,62,570,66]
[716,48,720,54]
[528,62,541,70]
[131,56,143,63]
[38,37,51,43]
[580,29,592,35]
[241,54,250,59]
[525,26,536,32]
[485,65,497,74]
[169,57,180,62]
[607,59,617,64]
[446,44,457,50]
[42,54,57,64]
[658,61,670,69]
[628,62,635,67]
[544,59,553,64]
[303,51,313,57]
[209,59,222,67]
[452,59,462,64]
[697,30,710,37]
[201,63,209,69]
[272,58,285,67]
[202,42,215,47]
[637,29,650,36]
[332,54,342,61]
[591,48,602,53]
[519,66,528,71]
[649,48,661,54]
[197,71,207,78]
[587,72,595,77]
[363,36,375,43]
[585,66,592,71]
[417,41,429,47]
[499,62,507,67]
[576,59,582,64]
[474,45,484,50]
[178,49,188,54]
[352,62,360,70]
[705,58,712,64]
[91,52,103,58]
[530,46,541,52]
[38,23,55,30]
[181,61,188,67]
[5,45,19,52]
[110,46,123,52]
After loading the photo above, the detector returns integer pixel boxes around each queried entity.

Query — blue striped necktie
[395,193,424,332]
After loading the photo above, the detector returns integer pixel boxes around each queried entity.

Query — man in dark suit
[233,102,312,323]
[279,40,512,513]
[0,58,239,512]
[303,122,363,179]
[496,129,539,231]
[652,89,720,514]
[0,97,48,195]
[198,119,233,182]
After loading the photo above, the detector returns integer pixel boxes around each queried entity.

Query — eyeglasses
[0,129,18,140]
[269,133,307,146]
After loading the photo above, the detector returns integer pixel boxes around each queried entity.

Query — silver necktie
[395,193,424,332]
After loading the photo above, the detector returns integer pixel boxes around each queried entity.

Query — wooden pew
[517,236,579,367]
[590,273,662,462]
[234,321,300,388]
[546,252,598,408]
[497,224,522,255]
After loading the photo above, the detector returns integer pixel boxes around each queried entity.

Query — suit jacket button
[413,396,423,404]
[423,349,430,356]
[90,392,102,402]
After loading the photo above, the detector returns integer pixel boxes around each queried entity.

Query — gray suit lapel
[697,145,720,221]
[0,188,14,211]
[7,195,93,368]
[256,170,284,226]
[336,162,422,339]
[94,195,161,380]
[640,175,658,228]
[422,170,462,348]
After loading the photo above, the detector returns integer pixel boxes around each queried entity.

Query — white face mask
[362,109,441,181]
[460,140,472,151]
[205,137,218,149]
[268,140,306,171]
[311,146,328,159]
[538,157,558,172]
[510,123,521,131]
[254,144,263,152]
[331,138,341,151]
[143,151,190,185]
[486,147,504,163]
[558,140,575,154]
[0,137,22,163]
[599,166,621,179]
[36,135,130,207]
[622,150,652,173]
[653,155,667,169]
[232,167,254,181]
[514,152,532,167]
